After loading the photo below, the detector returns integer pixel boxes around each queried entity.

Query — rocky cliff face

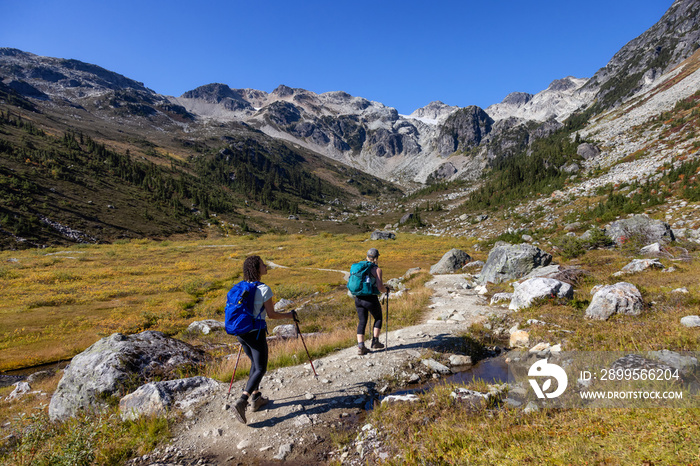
[436,106,494,156]
[485,77,591,123]
[0,48,193,127]
[2,0,699,186]
[581,0,700,109]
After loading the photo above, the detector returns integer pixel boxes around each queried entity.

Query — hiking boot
[233,397,248,424]
[371,338,384,350]
[251,393,269,412]
[357,345,370,355]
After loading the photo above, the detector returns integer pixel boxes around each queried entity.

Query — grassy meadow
[0,232,478,464]
[3,231,700,464]
[0,232,475,372]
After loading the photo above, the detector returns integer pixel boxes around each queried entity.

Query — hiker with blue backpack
[225,255,298,424]
[347,248,393,355]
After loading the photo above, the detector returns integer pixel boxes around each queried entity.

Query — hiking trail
[132,273,509,465]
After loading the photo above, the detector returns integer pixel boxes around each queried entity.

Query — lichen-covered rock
[430,249,472,274]
[478,243,552,284]
[618,258,664,274]
[681,315,700,327]
[605,215,675,246]
[576,142,600,159]
[585,282,644,320]
[370,231,396,240]
[49,331,207,421]
[509,277,573,310]
[119,376,220,421]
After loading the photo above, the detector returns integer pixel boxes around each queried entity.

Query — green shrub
[554,235,585,259]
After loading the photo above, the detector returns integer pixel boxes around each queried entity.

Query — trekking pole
[226,344,243,400]
[292,310,317,377]
[385,289,390,350]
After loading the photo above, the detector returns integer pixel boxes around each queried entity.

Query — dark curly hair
[243,255,263,282]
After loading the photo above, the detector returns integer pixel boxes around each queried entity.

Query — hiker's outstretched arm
[264,298,296,320]
[375,267,388,293]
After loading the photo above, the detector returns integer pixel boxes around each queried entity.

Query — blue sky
[3,0,672,115]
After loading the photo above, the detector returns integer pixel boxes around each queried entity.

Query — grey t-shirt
[253,283,273,319]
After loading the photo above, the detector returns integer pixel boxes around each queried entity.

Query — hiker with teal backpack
[347,248,393,355]
[225,255,297,424]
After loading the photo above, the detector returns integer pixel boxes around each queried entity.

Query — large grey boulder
[478,243,552,284]
[605,215,675,246]
[370,231,396,240]
[430,249,472,274]
[577,143,600,160]
[49,331,207,421]
[585,282,644,320]
[509,278,574,311]
[119,376,220,421]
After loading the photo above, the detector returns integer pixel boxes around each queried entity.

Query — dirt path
[135,274,509,465]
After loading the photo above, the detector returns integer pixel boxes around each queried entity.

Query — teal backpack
[347,261,378,296]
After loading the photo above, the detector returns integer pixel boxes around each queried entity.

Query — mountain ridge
[1,0,700,248]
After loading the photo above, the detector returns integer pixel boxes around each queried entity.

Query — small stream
[382,355,511,400]
[0,360,70,388]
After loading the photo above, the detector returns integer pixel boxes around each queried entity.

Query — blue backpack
[347,261,378,296]
[224,280,267,336]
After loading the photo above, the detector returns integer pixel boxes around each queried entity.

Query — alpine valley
[1,0,700,249]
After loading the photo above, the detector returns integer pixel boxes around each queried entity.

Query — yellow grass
[0,233,473,371]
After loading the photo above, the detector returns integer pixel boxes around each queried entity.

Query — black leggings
[237,328,268,394]
[355,295,383,335]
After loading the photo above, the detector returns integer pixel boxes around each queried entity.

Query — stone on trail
[274,443,294,460]
[421,358,451,374]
